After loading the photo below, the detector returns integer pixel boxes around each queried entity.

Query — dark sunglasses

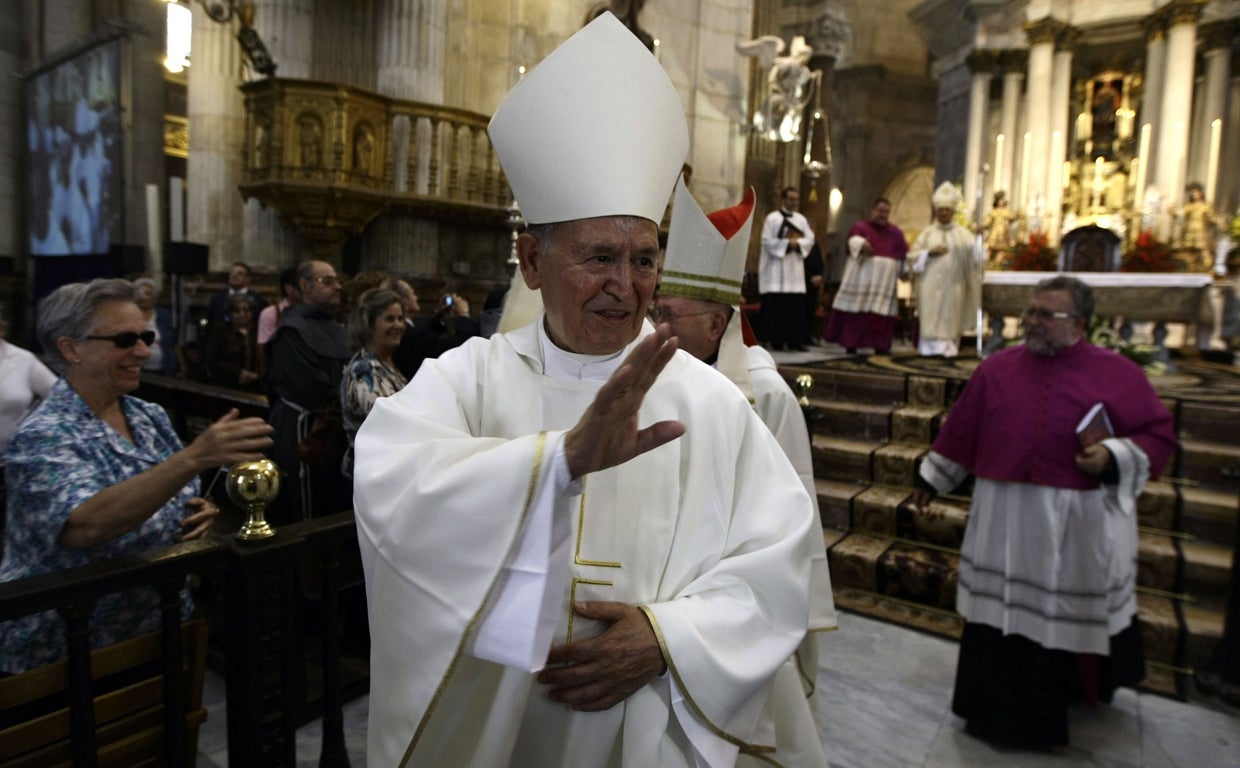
[84,330,157,349]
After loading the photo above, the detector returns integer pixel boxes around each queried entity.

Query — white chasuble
[353,318,814,767]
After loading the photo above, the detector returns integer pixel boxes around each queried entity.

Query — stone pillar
[1022,18,1061,232]
[122,0,169,267]
[1138,16,1167,189]
[243,0,315,268]
[1223,56,1240,215]
[963,52,994,220]
[187,8,246,270]
[1047,29,1078,241]
[997,51,1026,207]
[1155,1,1204,209]
[366,0,449,276]
[1194,22,1233,204]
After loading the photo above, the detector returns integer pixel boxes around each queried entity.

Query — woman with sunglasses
[0,279,273,674]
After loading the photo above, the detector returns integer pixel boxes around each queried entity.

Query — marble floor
[194,610,1240,767]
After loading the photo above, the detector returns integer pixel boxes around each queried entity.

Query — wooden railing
[0,513,363,768]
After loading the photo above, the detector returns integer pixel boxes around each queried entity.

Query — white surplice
[353,317,815,767]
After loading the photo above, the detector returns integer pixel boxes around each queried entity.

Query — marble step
[1177,437,1240,496]
[810,400,894,443]
[1178,400,1240,446]
[1180,538,1235,611]
[780,365,908,407]
[1178,485,1238,547]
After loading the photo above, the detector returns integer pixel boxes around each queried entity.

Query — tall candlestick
[1019,132,1032,210]
[993,133,1005,194]
[1092,156,1104,208]
[1134,123,1151,215]
[1206,118,1221,203]
[1173,120,1187,205]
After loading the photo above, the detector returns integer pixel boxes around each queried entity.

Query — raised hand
[188,408,274,470]
[563,324,685,479]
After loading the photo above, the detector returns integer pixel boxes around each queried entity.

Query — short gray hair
[37,279,140,373]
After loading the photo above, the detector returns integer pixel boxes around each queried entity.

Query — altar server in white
[353,13,816,768]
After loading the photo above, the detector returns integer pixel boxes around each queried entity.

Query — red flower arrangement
[1121,230,1176,272]
[1003,231,1056,271]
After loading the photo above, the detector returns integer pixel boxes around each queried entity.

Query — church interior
[2,1,1240,766]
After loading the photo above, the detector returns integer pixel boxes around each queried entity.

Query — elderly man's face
[519,216,659,355]
[653,295,722,362]
[935,206,954,225]
[1023,288,1085,355]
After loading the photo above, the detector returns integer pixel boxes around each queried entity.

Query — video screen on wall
[26,38,123,256]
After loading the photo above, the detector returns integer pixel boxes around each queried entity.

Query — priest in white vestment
[907,182,979,357]
[352,14,817,768]
[655,177,836,767]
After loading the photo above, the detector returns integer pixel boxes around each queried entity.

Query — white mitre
[932,181,960,210]
[660,175,757,400]
[488,12,689,225]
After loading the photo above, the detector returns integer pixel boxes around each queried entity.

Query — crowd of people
[0,10,1184,765]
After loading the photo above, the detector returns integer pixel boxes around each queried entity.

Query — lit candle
[1172,120,1187,205]
[1093,156,1104,208]
[1019,132,1032,210]
[1134,123,1151,213]
[993,133,1005,193]
[1206,118,1221,203]
[1076,112,1091,141]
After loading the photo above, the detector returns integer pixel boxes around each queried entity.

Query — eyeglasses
[312,275,340,286]
[651,305,721,323]
[84,330,156,349]
[1023,307,1074,320]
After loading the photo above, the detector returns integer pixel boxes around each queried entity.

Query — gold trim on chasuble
[568,477,622,643]
[637,606,779,757]
[399,432,549,768]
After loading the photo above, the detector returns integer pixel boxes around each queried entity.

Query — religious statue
[299,115,322,169]
[353,124,374,177]
[736,35,816,142]
[1177,182,1219,272]
[1091,79,1121,152]
[981,191,1015,265]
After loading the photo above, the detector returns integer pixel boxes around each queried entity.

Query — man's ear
[707,310,729,345]
[517,233,542,290]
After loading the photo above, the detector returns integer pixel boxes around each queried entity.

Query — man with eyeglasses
[352,14,815,766]
[656,177,835,766]
[265,260,349,522]
[912,275,1177,748]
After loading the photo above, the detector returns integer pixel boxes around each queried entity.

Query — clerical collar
[537,318,627,381]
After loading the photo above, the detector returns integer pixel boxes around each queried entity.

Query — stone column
[997,51,1026,207]
[963,52,994,220]
[243,0,314,268]
[1155,1,1204,209]
[1047,28,1078,241]
[1223,56,1240,214]
[187,8,246,270]
[365,0,449,276]
[0,4,26,267]
[1022,18,1061,232]
[1193,22,1233,203]
[1138,15,1167,190]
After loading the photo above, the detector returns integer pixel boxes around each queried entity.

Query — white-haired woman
[0,279,273,674]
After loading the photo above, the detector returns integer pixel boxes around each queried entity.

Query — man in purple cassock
[823,197,908,353]
[913,275,1177,748]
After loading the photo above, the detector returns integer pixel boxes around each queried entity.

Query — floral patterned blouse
[340,350,407,477]
[0,379,198,674]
